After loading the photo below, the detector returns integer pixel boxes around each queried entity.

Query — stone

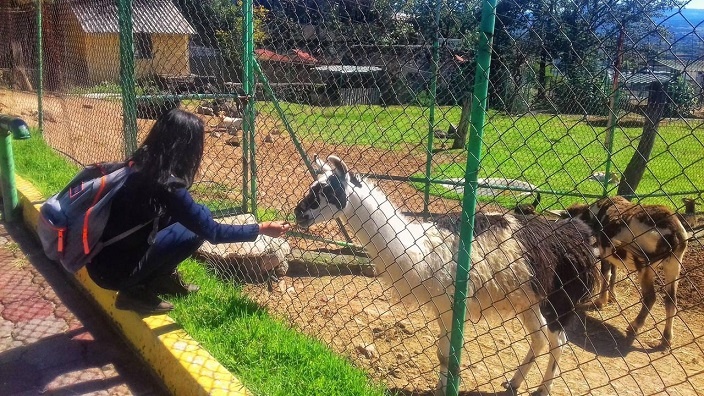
[355,343,377,359]
[197,215,291,282]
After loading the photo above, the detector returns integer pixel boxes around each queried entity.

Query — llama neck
[342,181,418,259]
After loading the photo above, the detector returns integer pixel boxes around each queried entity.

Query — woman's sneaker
[115,285,174,315]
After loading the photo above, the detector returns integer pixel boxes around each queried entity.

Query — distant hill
[660,8,704,35]
[658,8,704,60]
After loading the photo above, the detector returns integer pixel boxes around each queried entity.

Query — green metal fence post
[0,116,30,223]
[117,0,138,157]
[242,0,257,217]
[36,0,44,133]
[423,0,443,217]
[603,26,624,198]
[445,0,498,394]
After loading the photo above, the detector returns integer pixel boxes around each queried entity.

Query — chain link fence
[2,0,704,395]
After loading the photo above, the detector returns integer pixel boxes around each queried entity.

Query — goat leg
[592,259,614,309]
[627,267,656,336]
[662,253,683,346]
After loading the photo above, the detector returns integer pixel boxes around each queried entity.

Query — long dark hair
[131,108,204,189]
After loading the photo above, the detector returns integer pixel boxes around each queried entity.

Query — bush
[549,74,611,116]
[666,76,698,118]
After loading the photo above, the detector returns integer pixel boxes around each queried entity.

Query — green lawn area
[259,102,704,210]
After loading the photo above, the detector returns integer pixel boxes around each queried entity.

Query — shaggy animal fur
[294,155,599,396]
[566,196,688,345]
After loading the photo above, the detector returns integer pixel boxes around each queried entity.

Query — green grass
[171,259,386,396]
[259,103,703,210]
[420,114,704,210]
[258,102,460,148]
[11,129,80,196]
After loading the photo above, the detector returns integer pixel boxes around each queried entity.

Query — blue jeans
[86,223,204,291]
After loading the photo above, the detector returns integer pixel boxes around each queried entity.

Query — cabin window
[134,33,153,59]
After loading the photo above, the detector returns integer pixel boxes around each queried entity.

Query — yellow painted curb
[13,175,251,396]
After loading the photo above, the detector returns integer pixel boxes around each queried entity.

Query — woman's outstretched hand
[258,221,291,238]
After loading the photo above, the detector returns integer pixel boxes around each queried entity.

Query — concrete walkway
[0,221,169,396]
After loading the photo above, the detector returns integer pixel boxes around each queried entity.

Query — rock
[82,104,93,109]
[396,320,414,334]
[263,133,273,143]
[226,137,240,147]
[356,343,377,359]
[196,105,215,115]
[197,214,291,282]
[433,129,447,139]
[590,171,620,184]
[270,128,282,135]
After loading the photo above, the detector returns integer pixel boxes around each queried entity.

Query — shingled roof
[70,0,195,35]
[655,59,704,73]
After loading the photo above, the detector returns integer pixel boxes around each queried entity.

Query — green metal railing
[0,115,30,222]
[117,0,138,157]
[445,0,497,394]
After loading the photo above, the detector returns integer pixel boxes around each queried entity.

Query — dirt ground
[2,89,704,395]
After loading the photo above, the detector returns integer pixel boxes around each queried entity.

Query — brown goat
[566,196,688,345]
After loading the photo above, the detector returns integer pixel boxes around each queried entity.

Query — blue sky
[685,0,704,9]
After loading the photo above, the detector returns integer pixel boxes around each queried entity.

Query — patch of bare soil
[4,89,704,395]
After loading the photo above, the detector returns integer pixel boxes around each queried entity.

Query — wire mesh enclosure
[2,0,704,395]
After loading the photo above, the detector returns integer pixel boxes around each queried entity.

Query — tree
[489,0,685,112]
[617,81,668,198]
[174,0,268,71]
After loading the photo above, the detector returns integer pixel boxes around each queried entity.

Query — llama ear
[312,154,331,173]
[327,155,349,175]
[350,172,362,188]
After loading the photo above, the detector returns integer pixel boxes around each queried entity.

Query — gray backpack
[37,162,155,273]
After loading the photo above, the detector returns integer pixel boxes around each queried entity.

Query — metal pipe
[36,0,44,133]
[603,26,625,198]
[445,0,497,394]
[252,59,355,244]
[252,61,316,178]
[363,173,605,199]
[0,116,29,222]
[117,0,138,157]
[242,0,257,218]
[135,93,242,101]
[423,0,443,217]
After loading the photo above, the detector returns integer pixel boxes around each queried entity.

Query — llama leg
[435,315,452,396]
[662,254,682,345]
[504,308,547,392]
[533,327,566,396]
[627,266,656,336]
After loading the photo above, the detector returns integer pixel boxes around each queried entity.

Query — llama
[566,196,688,345]
[294,155,599,396]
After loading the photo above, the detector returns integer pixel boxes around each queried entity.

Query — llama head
[294,155,361,228]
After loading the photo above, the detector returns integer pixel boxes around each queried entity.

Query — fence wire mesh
[2,0,704,395]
